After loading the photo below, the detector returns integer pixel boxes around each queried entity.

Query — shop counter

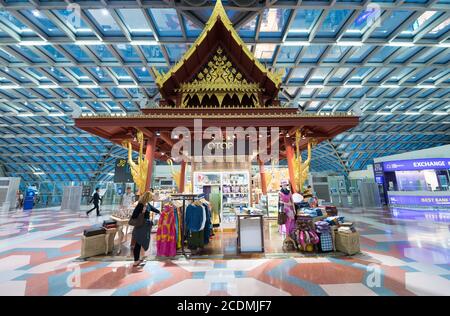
[236,214,264,253]
[387,191,450,209]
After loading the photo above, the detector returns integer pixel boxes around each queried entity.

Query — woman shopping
[129,191,160,267]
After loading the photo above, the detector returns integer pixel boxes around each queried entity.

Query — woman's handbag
[277,211,287,225]
[128,212,145,227]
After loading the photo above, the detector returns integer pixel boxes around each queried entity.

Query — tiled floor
[0,206,449,296]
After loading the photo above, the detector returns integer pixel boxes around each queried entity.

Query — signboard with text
[388,194,450,206]
[382,158,450,172]
[114,159,134,183]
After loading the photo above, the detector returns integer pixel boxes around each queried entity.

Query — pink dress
[279,190,295,235]
[156,205,177,257]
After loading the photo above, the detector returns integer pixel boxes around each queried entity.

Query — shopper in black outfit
[130,191,160,267]
[86,188,102,217]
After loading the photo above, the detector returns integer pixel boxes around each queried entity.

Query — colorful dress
[279,189,295,235]
[156,204,177,257]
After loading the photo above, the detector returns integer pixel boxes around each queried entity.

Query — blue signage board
[382,158,450,172]
[23,188,36,210]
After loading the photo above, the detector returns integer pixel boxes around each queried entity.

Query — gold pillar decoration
[167,158,181,191]
[121,131,148,195]
[292,130,314,193]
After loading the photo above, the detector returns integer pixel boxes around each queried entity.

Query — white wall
[349,164,374,180]
[374,145,450,163]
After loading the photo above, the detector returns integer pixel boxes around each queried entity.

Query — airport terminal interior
[0,0,449,296]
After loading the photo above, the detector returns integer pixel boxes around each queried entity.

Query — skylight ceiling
[0,0,449,182]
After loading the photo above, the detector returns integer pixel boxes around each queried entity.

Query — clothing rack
[170,193,205,256]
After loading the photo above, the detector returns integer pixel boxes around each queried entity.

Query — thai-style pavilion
[75,0,359,194]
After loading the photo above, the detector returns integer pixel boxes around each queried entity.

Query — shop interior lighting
[156,131,161,136]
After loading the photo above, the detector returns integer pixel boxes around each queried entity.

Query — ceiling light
[48,113,65,117]
[4,67,8,72]
[142,66,146,72]
[387,42,415,47]
[18,113,34,117]
[32,10,41,17]
[102,9,108,16]
[156,131,160,136]
[33,172,45,175]
[173,135,179,139]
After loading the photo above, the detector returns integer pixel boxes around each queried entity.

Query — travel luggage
[102,219,117,229]
[319,232,333,252]
[335,231,360,255]
[325,205,338,216]
[83,225,106,237]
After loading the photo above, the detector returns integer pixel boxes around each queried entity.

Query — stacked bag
[315,221,333,252]
[291,216,320,252]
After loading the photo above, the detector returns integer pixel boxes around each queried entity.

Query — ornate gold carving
[177,47,261,108]
[121,130,148,195]
[292,130,315,193]
[166,158,182,192]
[153,0,282,90]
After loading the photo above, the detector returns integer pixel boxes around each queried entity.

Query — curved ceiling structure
[0,0,449,183]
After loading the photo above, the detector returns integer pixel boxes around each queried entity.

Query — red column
[145,136,156,192]
[258,158,267,195]
[284,138,297,193]
[179,160,186,193]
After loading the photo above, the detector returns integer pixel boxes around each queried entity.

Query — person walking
[86,188,102,217]
[129,191,160,267]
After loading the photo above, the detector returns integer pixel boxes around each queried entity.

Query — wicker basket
[335,231,360,255]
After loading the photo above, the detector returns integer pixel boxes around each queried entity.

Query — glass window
[11,45,44,62]
[87,9,122,36]
[400,11,442,37]
[329,68,352,82]
[89,45,116,62]
[89,67,113,82]
[183,16,201,38]
[368,46,399,63]
[111,67,132,81]
[345,8,382,37]
[117,9,152,36]
[69,67,90,81]
[368,68,394,82]
[259,8,290,37]
[62,44,92,62]
[0,48,20,62]
[0,9,35,36]
[290,68,310,82]
[53,9,94,36]
[39,45,67,62]
[288,9,321,37]
[371,11,413,38]
[277,46,300,63]
[392,47,422,63]
[425,18,450,38]
[323,46,350,62]
[299,45,327,62]
[19,9,65,36]
[149,8,182,37]
[414,47,445,63]
[165,44,188,63]
[132,67,153,82]
[238,16,257,38]
[254,44,277,61]
[310,67,333,82]
[114,44,141,62]
[140,45,165,62]
[316,9,352,37]
[347,45,374,63]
